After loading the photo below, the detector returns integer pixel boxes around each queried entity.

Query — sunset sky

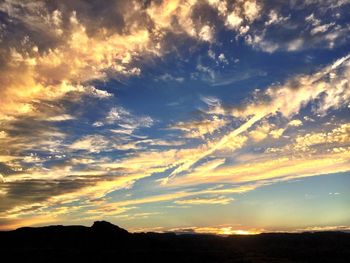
[0,0,350,234]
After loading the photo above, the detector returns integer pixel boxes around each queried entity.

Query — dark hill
[0,221,349,262]
[91,220,129,235]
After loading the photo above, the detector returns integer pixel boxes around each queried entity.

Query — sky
[0,0,350,234]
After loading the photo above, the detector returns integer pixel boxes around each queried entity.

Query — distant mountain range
[1,221,349,262]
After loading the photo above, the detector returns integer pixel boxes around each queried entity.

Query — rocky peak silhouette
[91,220,129,235]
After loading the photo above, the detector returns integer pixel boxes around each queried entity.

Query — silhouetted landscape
[0,221,349,262]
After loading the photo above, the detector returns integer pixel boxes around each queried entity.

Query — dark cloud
[0,163,18,176]
[0,174,117,213]
[43,0,128,35]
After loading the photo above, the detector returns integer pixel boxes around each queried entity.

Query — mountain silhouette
[0,221,349,262]
[91,220,129,235]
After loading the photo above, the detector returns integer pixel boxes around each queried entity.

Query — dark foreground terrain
[0,221,349,262]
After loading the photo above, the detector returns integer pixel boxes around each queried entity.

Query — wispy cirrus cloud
[175,196,233,205]
[162,54,350,183]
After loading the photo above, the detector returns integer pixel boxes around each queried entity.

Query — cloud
[198,25,214,42]
[291,123,350,153]
[46,114,75,122]
[241,2,350,52]
[218,53,228,64]
[0,175,98,214]
[98,183,257,210]
[0,131,7,139]
[168,150,350,187]
[311,22,335,35]
[226,10,243,29]
[164,118,350,188]
[157,73,185,83]
[265,10,290,26]
[288,119,303,127]
[163,54,350,183]
[1,136,213,218]
[249,121,272,142]
[242,0,261,21]
[164,113,265,182]
[295,225,350,232]
[2,49,350,226]
[171,117,227,139]
[233,54,350,118]
[269,128,285,139]
[0,0,219,138]
[6,2,342,118]
[69,135,111,153]
[107,107,153,127]
[196,63,216,80]
[175,196,233,205]
[0,144,233,218]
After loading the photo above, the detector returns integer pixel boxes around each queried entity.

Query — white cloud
[311,23,335,35]
[46,114,75,122]
[288,119,303,127]
[218,53,228,64]
[243,0,261,21]
[265,10,290,26]
[164,54,350,182]
[175,196,233,205]
[305,13,321,26]
[226,11,243,29]
[69,135,111,153]
[199,25,214,42]
[196,63,216,80]
[94,106,154,132]
[208,49,216,60]
[157,73,185,83]
[287,38,304,51]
